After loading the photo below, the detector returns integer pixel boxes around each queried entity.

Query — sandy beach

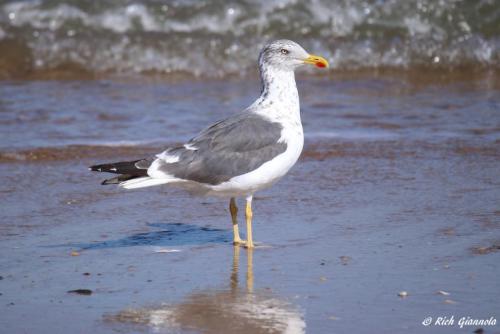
[0,69,499,333]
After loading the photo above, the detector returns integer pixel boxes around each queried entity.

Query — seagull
[90,40,328,248]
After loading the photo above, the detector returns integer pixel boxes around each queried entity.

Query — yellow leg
[245,196,254,249]
[230,198,244,245]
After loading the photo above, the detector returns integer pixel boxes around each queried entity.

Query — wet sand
[0,71,499,333]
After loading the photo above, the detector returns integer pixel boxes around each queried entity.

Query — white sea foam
[0,0,498,76]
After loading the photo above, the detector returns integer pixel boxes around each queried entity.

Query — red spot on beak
[315,62,326,68]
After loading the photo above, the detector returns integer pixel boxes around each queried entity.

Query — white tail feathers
[119,177,171,189]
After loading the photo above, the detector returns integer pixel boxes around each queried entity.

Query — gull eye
[280,48,289,55]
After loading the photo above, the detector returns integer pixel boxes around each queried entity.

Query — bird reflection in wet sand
[105,248,305,334]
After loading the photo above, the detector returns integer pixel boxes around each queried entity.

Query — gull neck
[257,65,299,108]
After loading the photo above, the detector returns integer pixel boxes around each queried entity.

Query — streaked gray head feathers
[258,40,310,71]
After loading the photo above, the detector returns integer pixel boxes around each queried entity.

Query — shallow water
[1,70,499,151]
[0,71,499,333]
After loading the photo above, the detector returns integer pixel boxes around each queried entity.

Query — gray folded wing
[149,112,287,185]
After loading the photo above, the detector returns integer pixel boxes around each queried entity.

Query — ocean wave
[0,0,499,78]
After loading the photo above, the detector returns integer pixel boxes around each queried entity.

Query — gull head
[258,39,329,72]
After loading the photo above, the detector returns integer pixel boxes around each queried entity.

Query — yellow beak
[303,54,329,68]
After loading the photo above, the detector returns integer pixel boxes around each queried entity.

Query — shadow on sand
[47,222,230,250]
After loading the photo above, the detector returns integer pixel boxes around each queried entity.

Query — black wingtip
[100,174,136,185]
